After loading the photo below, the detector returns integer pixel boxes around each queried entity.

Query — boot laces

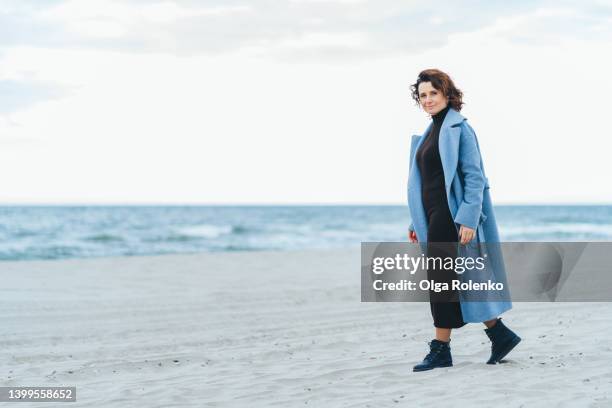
[424,341,444,362]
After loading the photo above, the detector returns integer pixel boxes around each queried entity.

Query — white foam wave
[175,224,233,239]
[501,222,612,236]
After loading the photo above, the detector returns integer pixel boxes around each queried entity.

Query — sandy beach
[1,249,611,407]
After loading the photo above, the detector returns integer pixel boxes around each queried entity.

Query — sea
[0,205,611,261]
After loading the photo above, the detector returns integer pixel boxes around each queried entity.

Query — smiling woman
[406,68,521,372]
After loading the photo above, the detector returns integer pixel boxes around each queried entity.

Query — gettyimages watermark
[361,242,612,302]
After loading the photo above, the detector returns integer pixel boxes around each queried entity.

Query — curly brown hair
[410,69,464,111]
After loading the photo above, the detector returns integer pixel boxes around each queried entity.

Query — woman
[406,69,521,371]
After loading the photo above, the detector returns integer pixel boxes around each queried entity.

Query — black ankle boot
[484,318,521,364]
[413,339,453,372]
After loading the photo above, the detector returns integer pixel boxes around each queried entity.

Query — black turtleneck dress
[416,105,466,329]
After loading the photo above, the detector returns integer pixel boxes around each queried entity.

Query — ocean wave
[174,224,234,239]
[83,233,125,242]
[501,222,612,237]
[232,225,249,234]
[1,206,610,261]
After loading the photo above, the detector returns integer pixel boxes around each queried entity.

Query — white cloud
[38,0,251,23]
[5,0,612,59]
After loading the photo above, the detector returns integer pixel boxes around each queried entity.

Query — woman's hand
[408,230,418,243]
[458,225,476,245]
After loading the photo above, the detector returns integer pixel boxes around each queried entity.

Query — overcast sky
[1,0,612,204]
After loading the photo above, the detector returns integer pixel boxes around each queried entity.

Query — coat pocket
[476,212,488,247]
[479,211,488,226]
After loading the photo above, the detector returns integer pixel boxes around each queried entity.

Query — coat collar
[442,107,466,127]
[419,107,466,137]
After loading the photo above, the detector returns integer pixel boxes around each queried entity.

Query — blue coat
[407,108,512,323]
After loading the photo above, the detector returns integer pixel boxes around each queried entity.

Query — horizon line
[1,202,612,207]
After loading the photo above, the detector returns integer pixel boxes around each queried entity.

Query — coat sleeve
[453,122,486,230]
[407,135,419,233]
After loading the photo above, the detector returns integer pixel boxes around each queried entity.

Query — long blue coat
[407,107,512,323]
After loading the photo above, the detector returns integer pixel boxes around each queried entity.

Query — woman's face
[417,81,449,116]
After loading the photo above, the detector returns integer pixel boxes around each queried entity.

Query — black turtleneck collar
[432,104,450,126]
